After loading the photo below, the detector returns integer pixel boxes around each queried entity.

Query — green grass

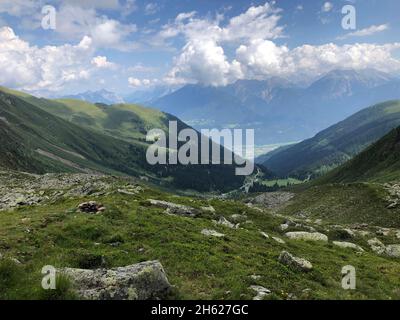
[260,178,303,187]
[1,177,400,300]
[279,182,400,228]
[0,87,244,192]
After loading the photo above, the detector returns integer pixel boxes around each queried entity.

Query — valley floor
[1,171,400,300]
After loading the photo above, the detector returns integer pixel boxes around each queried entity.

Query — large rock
[60,260,171,300]
[368,238,386,255]
[332,241,364,252]
[278,251,313,272]
[285,232,328,242]
[148,199,199,217]
[385,245,400,258]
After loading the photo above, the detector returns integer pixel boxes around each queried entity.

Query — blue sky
[0,0,399,96]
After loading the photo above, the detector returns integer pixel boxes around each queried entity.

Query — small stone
[148,199,199,217]
[201,229,225,238]
[280,224,289,231]
[272,236,285,244]
[201,205,216,213]
[260,231,269,239]
[249,285,271,300]
[368,238,386,255]
[332,241,364,252]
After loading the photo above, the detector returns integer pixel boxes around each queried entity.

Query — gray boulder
[278,251,313,272]
[213,217,237,229]
[385,244,400,258]
[285,232,328,242]
[332,241,364,252]
[60,260,171,300]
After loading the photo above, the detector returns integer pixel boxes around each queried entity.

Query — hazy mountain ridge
[62,89,125,105]
[261,100,400,179]
[153,69,400,144]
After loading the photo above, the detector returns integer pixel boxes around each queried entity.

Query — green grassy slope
[0,88,244,191]
[320,126,400,184]
[17,94,171,144]
[279,183,400,227]
[0,90,149,175]
[263,100,400,179]
[1,172,400,300]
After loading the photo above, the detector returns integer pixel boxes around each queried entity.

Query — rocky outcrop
[285,232,328,242]
[148,199,200,217]
[332,241,364,252]
[278,251,313,272]
[60,260,171,300]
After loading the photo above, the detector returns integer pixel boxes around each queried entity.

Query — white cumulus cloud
[0,26,117,92]
[338,24,389,40]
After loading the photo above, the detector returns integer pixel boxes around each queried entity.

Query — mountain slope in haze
[153,69,400,144]
[262,100,400,179]
[0,87,245,191]
[321,126,400,183]
[62,89,124,105]
[124,85,177,105]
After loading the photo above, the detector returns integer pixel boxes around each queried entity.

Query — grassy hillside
[0,88,244,191]
[263,100,400,179]
[1,171,400,300]
[0,89,149,175]
[321,126,400,183]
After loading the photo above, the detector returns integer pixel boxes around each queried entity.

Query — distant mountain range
[260,100,400,179]
[152,69,400,145]
[62,89,125,105]
[124,85,178,105]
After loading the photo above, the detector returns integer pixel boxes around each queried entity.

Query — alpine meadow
[1,0,400,310]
